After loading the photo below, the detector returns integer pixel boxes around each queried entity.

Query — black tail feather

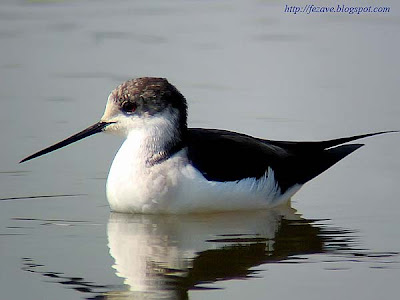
[303,143,364,183]
[276,143,364,192]
[267,130,397,151]
[316,131,397,150]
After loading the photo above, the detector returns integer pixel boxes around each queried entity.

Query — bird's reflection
[22,205,379,300]
[106,205,348,299]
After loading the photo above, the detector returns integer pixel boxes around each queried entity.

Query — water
[1,0,399,299]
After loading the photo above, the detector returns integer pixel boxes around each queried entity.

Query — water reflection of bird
[20,78,396,214]
[22,206,396,300]
[106,205,351,300]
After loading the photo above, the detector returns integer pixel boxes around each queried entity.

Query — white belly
[106,137,301,214]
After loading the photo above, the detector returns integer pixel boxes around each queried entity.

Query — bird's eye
[121,101,137,114]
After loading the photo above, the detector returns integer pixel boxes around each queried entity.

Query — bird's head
[20,77,187,163]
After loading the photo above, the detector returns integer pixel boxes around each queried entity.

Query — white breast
[106,131,301,214]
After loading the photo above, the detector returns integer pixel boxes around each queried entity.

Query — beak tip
[19,155,32,164]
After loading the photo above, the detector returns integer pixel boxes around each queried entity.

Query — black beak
[20,121,111,163]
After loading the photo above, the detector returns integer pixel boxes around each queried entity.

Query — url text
[284,4,390,15]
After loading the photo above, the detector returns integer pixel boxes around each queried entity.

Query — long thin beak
[20,121,111,163]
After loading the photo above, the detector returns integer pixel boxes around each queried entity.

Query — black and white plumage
[188,129,371,192]
[20,77,396,213]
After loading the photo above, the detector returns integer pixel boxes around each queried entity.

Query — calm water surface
[1,0,399,299]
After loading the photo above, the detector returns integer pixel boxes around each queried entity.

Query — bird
[20,77,396,214]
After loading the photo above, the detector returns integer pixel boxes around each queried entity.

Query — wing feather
[187,129,394,192]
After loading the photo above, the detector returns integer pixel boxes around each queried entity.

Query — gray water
[1,0,400,299]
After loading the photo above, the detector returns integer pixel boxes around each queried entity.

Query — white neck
[131,111,183,166]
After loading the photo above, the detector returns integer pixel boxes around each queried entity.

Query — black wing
[186,129,395,192]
